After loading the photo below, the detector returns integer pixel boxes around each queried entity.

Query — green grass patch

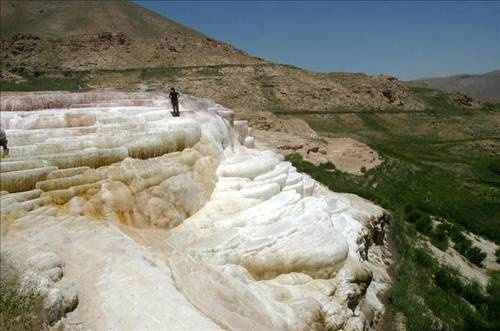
[388,214,497,331]
[291,147,500,243]
[1,74,86,92]
[0,255,47,330]
[291,153,498,330]
[409,86,465,114]
[140,67,186,80]
[288,107,500,243]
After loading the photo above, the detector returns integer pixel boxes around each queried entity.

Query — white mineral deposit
[0,92,391,330]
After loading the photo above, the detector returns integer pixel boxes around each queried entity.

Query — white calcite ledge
[0,92,391,330]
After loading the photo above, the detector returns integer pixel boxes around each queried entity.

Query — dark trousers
[172,101,179,117]
[0,139,8,156]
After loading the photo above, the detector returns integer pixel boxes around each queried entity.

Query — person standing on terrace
[0,127,9,157]
[169,87,180,117]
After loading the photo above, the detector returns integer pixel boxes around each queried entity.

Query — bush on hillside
[434,266,463,294]
[430,223,449,251]
[462,282,485,308]
[415,214,433,236]
[413,248,434,268]
[465,246,487,268]
[404,205,423,223]
[319,161,336,170]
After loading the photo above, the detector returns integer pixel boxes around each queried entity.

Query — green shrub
[404,205,425,224]
[447,224,465,240]
[434,267,463,294]
[433,265,486,308]
[406,223,418,239]
[319,161,336,170]
[448,228,486,267]
[483,272,500,329]
[435,222,450,234]
[413,248,434,268]
[487,162,500,176]
[465,246,487,267]
[462,282,485,308]
[415,214,433,235]
[430,235,449,251]
[467,272,500,331]
[452,230,472,251]
[430,223,449,251]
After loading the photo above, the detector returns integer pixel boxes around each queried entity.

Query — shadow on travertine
[0,92,392,330]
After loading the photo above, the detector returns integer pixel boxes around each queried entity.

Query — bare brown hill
[0,0,262,73]
[0,0,204,39]
[0,0,480,113]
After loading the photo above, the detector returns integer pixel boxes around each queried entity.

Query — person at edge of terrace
[0,127,9,157]
[169,87,180,117]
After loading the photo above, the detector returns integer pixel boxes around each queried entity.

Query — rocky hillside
[82,64,423,112]
[0,0,262,73]
[413,70,500,99]
[0,0,480,113]
[0,0,201,38]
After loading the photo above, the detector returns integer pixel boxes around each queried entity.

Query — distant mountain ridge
[413,70,500,99]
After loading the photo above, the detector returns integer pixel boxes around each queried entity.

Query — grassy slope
[287,88,500,330]
[285,87,500,243]
[293,153,500,330]
[0,64,267,92]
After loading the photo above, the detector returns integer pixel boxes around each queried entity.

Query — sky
[134,1,500,80]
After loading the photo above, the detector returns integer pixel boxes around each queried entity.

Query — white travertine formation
[234,119,249,144]
[244,136,256,148]
[1,92,391,330]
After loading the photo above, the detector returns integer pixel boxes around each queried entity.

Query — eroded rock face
[0,92,391,330]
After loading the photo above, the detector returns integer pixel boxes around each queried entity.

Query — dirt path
[374,215,403,331]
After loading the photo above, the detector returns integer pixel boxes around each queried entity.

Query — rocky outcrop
[247,111,319,138]
[452,92,479,107]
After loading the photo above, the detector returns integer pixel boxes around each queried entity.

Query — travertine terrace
[0,92,391,330]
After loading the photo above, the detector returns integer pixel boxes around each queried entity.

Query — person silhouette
[0,128,9,157]
[169,88,180,117]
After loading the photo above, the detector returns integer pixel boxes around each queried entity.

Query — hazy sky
[134,1,500,80]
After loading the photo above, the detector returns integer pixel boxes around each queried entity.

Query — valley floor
[281,98,500,330]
